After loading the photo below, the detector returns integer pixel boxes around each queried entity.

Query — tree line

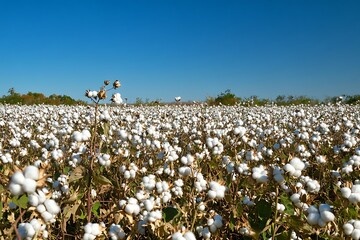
[0,88,86,105]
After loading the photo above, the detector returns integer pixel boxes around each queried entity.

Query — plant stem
[87,103,99,222]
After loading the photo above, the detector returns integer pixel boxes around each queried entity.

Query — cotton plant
[306,204,335,227]
[340,181,360,204]
[343,220,360,240]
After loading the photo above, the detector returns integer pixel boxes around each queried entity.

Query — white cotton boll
[183,231,196,240]
[24,223,36,238]
[172,232,184,240]
[125,204,135,214]
[22,178,37,193]
[352,229,360,240]
[352,184,360,193]
[320,211,335,222]
[41,211,54,222]
[209,224,217,233]
[307,212,320,225]
[178,166,191,176]
[83,233,96,240]
[318,218,327,227]
[319,204,331,213]
[290,157,305,170]
[353,220,360,229]
[9,183,23,195]
[202,227,211,239]
[214,215,223,228]
[343,223,354,235]
[292,170,302,178]
[72,131,83,141]
[11,171,25,185]
[37,204,46,214]
[341,187,352,198]
[307,205,318,214]
[30,219,41,231]
[207,190,217,199]
[277,203,285,213]
[91,223,101,236]
[348,193,360,203]
[44,199,60,215]
[24,165,39,180]
[143,199,154,211]
[28,194,39,206]
[84,223,93,233]
[284,164,296,174]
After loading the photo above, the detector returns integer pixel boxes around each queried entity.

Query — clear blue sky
[1,0,359,103]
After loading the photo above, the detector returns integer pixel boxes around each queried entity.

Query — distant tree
[214,89,240,105]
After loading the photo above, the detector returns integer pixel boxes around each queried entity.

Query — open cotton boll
[41,211,54,222]
[72,131,83,142]
[320,210,335,222]
[44,199,60,215]
[352,229,360,240]
[37,204,46,214]
[341,187,352,198]
[307,212,320,225]
[22,178,37,193]
[172,232,185,240]
[183,231,196,240]
[343,222,354,235]
[24,165,40,180]
[11,171,25,185]
[8,183,23,195]
[28,194,39,206]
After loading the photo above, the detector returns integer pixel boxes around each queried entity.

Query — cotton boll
[84,223,93,233]
[207,190,217,199]
[22,178,37,193]
[343,223,354,235]
[37,204,46,214]
[307,212,320,225]
[354,220,360,229]
[320,211,335,222]
[341,187,352,198]
[28,194,39,206]
[352,229,360,240]
[319,204,331,213]
[317,218,327,227]
[348,193,360,203]
[183,231,196,240]
[11,171,25,185]
[91,223,101,236]
[41,211,54,222]
[209,224,217,233]
[72,131,83,142]
[125,204,135,215]
[172,232,184,240]
[24,165,40,180]
[9,183,23,195]
[352,184,360,193]
[290,157,305,170]
[44,199,60,215]
[284,164,296,175]
[213,215,223,228]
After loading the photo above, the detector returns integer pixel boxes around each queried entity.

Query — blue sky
[1,0,359,103]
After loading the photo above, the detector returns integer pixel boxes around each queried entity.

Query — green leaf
[91,201,101,217]
[163,207,179,222]
[279,193,295,215]
[64,166,71,175]
[10,195,27,209]
[94,175,113,185]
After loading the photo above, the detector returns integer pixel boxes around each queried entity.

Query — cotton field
[1,102,360,239]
